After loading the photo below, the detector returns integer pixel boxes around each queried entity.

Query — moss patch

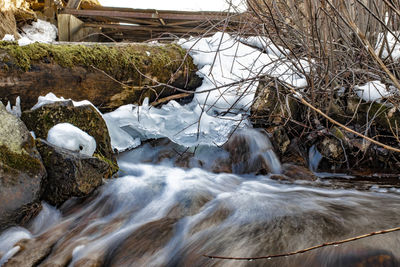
[0,145,42,176]
[0,42,197,82]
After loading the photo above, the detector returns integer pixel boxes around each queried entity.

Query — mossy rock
[0,102,46,230]
[0,42,203,112]
[36,139,108,206]
[347,97,400,131]
[21,101,118,177]
[250,77,300,128]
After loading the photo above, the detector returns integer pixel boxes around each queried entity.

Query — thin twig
[204,226,400,261]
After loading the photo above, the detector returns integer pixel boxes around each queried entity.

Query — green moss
[93,152,119,178]
[0,145,42,176]
[0,42,197,83]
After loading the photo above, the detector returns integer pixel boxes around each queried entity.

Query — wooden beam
[84,23,211,33]
[66,0,82,9]
[63,8,232,21]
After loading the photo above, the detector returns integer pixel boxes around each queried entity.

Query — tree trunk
[0,42,202,112]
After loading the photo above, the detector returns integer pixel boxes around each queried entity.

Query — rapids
[1,129,400,266]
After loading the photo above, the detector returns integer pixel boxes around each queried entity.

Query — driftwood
[0,41,202,112]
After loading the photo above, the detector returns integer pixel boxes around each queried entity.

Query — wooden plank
[63,8,231,21]
[79,5,233,16]
[58,14,100,41]
[84,23,211,33]
[66,0,82,9]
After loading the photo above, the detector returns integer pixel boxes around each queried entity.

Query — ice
[102,99,246,150]
[47,123,97,156]
[1,34,15,42]
[31,92,96,111]
[5,96,21,117]
[31,33,308,152]
[353,80,396,102]
[103,32,308,151]
[18,19,57,46]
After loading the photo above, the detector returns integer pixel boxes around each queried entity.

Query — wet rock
[166,191,212,219]
[317,136,344,162]
[314,248,399,267]
[281,137,308,167]
[21,101,118,177]
[281,163,317,181]
[36,139,109,206]
[3,222,70,267]
[251,77,300,128]
[223,128,281,174]
[106,218,177,267]
[0,102,46,230]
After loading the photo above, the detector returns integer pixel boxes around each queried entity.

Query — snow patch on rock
[47,123,96,156]
[354,81,397,102]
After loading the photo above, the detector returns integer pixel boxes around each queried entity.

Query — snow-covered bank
[104,32,308,151]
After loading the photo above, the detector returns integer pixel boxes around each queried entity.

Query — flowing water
[1,129,400,266]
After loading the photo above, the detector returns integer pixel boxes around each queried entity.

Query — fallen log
[0,41,202,112]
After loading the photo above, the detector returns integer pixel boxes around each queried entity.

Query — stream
[1,128,400,266]
[1,32,400,266]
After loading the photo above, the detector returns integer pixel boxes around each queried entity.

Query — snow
[47,123,97,156]
[5,96,21,117]
[178,32,308,113]
[240,36,290,58]
[376,31,400,60]
[31,33,308,152]
[1,34,15,42]
[103,32,308,151]
[353,81,396,102]
[32,93,97,111]
[17,19,57,46]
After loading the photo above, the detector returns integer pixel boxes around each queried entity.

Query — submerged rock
[36,139,109,206]
[223,128,282,174]
[0,102,46,230]
[21,101,118,177]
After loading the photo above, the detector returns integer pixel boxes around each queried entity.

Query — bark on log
[0,41,202,112]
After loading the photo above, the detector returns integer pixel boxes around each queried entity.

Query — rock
[251,77,300,128]
[313,248,399,267]
[106,218,177,267]
[223,128,281,174]
[36,139,109,206]
[3,221,70,267]
[317,136,344,162]
[280,163,317,181]
[21,101,118,177]
[0,102,46,230]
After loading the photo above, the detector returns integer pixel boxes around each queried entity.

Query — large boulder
[36,139,109,206]
[21,101,118,177]
[0,102,46,230]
